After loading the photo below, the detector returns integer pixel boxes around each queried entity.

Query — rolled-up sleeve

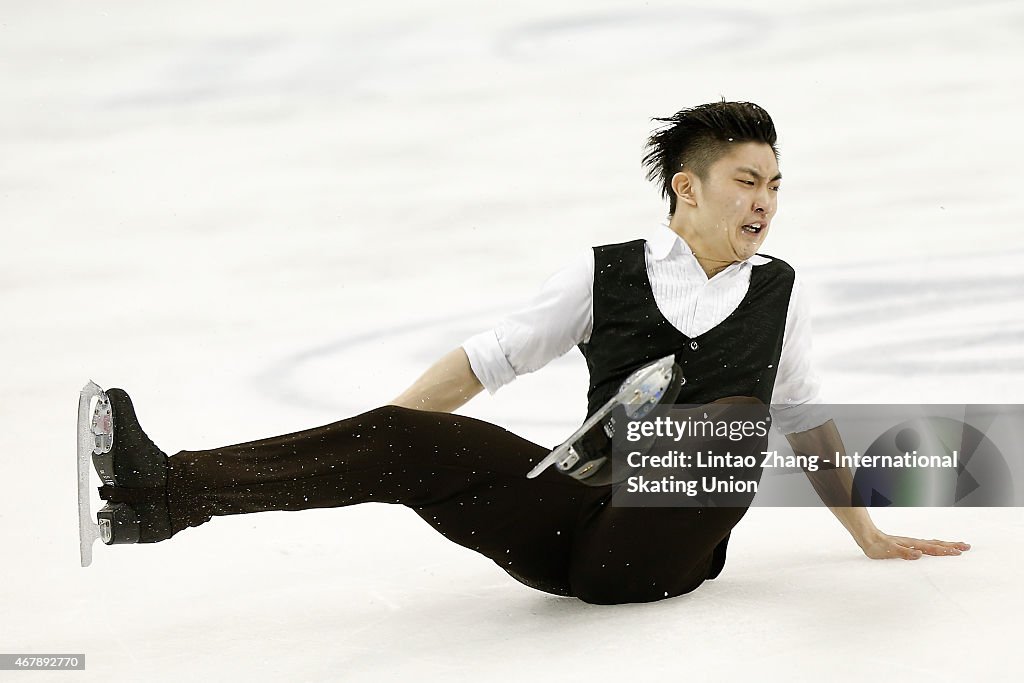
[770,274,830,434]
[462,249,594,395]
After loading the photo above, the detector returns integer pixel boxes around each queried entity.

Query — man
[90,100,969,605]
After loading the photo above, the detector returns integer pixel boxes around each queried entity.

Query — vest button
[690,341,699,351]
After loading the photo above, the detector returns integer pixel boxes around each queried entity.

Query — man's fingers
[894,544,923,560]
[917,538,971,553]
[867,534,972,560]
[919,543,962,556]
[896,539,969,558]
[895,536,971,552]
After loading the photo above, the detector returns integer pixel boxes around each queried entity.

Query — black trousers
[164,405,752,604]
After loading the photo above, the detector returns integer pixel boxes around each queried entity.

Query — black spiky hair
[642,99,778,216]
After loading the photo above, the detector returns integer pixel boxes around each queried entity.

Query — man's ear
[671,171,699,208]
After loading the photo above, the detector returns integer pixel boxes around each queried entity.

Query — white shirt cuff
[770,398,832,435]
[461,330,516,395]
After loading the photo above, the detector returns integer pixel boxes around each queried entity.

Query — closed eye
[738,179,782,192]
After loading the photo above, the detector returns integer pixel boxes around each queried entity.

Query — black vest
[579,239,795,418]
[578,238,796,581]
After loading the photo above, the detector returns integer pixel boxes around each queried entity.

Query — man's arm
[785,421,877,544]
[389,249,593,413]
[389,347,484,413]
[786,421,970,560]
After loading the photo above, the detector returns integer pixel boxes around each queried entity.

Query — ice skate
[527,355,685,484]
[77,382,172,566]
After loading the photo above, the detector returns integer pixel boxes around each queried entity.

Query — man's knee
[711,395,765,406]
[368,403,420,425]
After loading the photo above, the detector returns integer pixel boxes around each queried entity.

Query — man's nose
[753,189,775,216]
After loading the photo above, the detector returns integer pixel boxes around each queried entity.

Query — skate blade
[77,380,111,566]
[526,355,676,479]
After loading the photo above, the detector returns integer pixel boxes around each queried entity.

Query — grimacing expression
[686,142,781,263]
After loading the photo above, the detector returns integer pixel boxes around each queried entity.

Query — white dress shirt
[462,224,825,434]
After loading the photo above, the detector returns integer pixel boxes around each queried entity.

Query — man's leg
[566,396,769,604]
[165,404,603,596]
[102,393,762,602]
[567,504,749,604]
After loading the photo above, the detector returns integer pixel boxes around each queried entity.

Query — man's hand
[856,529,971,560]
[785,421,973,559]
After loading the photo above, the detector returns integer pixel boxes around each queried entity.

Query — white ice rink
[3,0,1023,680]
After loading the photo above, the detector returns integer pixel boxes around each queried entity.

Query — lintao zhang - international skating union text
[623,450,960,496]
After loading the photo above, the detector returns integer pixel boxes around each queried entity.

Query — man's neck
[667,221,736,279]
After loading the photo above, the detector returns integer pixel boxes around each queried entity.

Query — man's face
[683,142,781,263]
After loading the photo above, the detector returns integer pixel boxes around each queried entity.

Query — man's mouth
[741,222,765,235]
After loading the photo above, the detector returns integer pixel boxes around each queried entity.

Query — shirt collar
[647,223,771,266]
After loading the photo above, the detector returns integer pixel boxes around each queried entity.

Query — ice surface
[2,0,1022,680]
